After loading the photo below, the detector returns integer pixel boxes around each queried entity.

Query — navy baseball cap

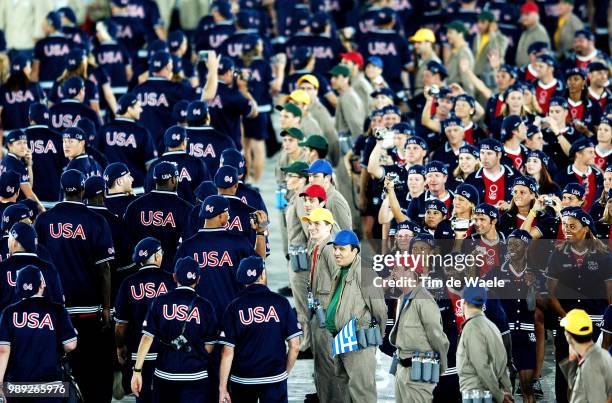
[200,195,229,219]
[569,138,594,159]
[425,161,448,176]
[426,60,447,78]
[587,61,608,72]
[116,93,139,115]
[1,204,31,231]
[237,9,258,29]
[561,207,594,231]
[63,76,84,98]
[132,237,162,264]
[383,104,400,116]
[62,127,86,141]
[242,35,258,53]
[236,255,266,284]
[220,149,246,176]
[174,257,200,285]
[171,55,183,75]
[65,48,85,71]
[218,56,235,74]
[501,115,524,141]
[508,229,532,244]
[575,29,594,41]
[29,102,50,125]
[371,87,395,99]
[10,55,29,74]
[425,199,448,215]
[46,11,62,30]
[566,67,587,80]
[455,183,479,205]
[374,7,394,25]
[83,176,105,200]
[405,136,427,151]
[410,233,436,250]
[328,229,360,249]
[147,39,169,58]
[462,285,487,306]
[9,222,37,251]
[58,7,77,24]
[528,41,549,55]
[536,54,556,67]
[526,149,550,166]
[499,64,518,79]
[172,100,190,123]
[291,7,311,31]
[293,47,313,67]
[442,116,463,131]
[5,129,26,144]
[366,56,383,69]
[61,169,86,193]
[0,171,20,198]
[153,161,179,180]
[459,144,479,158]
[479,138,503,153]
[194,181,217,202]
[214,166,238,188]
[211,0,233,19]
[562,183,585,198]
[103,162,130,188]
[454,94,475,108]
[76,118,96,142]
[513,175,538,194]
[149,51,172,73]
[307,159,333,176]
[407,164,426,177]
[474,203,499,221]
[397,220,421,234]
[526,123,541,139]
[168,30,186,52]
[164,125,187,148]
[16,265,43,298]
[311,11,330,33]
[549,96,568,109]
[187,101,209,123]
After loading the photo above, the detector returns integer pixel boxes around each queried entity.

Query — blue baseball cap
[374,7,394,25]
[5,129,26,144]
[508,229,532,244]
[0,171,20,198]
[236,255,266,284]
[405,135,427,151]
[291,7,311,31]
[366,56,383,69]
[454,94,475,108]
[61,169,85,193]
[549,96,568,109]
[242,35,259,53]
[569,138,594,159]
[10,55,29,74]
[211,0,233,19]
[214,166,238,189]
[187,101,209,123]
[149,51,172,73]
[200,195,229,219]
[103,162,130,188]
[76,118,96,142]
[536,54,556,67]
[307,159,333,176]
[526,150,550,167]
[513,175,538,194]
[528,41,549,55]
[462,285,487,306]
[153,161,179,180]
[459,144,479,158]
[499,64,518,79]
[561,207,594,231]
[370,87,394,99]
[171,55,183,75]
[218,56,235,74]
[16,265,43,298]
[194,181,217,202]
[9,222,37,252]
[172,100,190,123]
[62,127,86,141]
[397,220,421,234]
[58,7,77,24]
[407,164,426,177]
[382,104,400,116]
[293,47,313,67]
[28,102,50,125]
[425,161,448,176]
[328,229,360,249]
[501,115,524,141]
[168,30,186,52]
[220,149,246,176]
[574,29,595,41]
[410,233,436,250]
[116,93,139,115]
[237,9,258,29]
[164,125,187,148]
[174,257,200,285]
[311,11,330,33]
[1,204,32,232]
[442,116,463,131]
[474,203,499,221]
[425,199,448,215]
[65,48,85,71]
[587,61,608,72]
[566,67,587,80]
[479,138,503,153]
[132,237,162,264]
[83,175,105,200]
[455,183,479,205]
[147,39,169,58]
[562,183,585,199]
[46,11,62,30]
[63,76,84,98]
[426,60,447,78]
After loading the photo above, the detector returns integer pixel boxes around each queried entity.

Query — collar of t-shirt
[572,165,592,177]
[483,165,505,182]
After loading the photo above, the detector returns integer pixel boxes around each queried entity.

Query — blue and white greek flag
[332,318,360,356]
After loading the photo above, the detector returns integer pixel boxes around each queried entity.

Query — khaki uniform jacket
[275,148,308,184]
[331,255,387,332]
[456,312,511,403]
[516,24,551,67]
[301,114,323,137]
[309,101,340,166]
[556,13,584,57]
[559,344,612,403]
[294,184,349,235]
[0,0,55,50]
[335,87,365,138]
[472,31,509,77]
[389,286,449,372]
[286,189,308,246]
[352,73,374,113]
[308,234,337,307]
[446,45,475,95]
[415,53,441,95]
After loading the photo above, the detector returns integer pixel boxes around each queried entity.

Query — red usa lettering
[225,216,243,231]
[162,304,200,324]
[51,114,80,128]
[6,271,16,287]
[130,282,169,300]
[137,92,169,108]
[5,90,35,104]
[367,42,397,56]
[140,211,176,227]
[106,131,137,148]
[49,223,86,239]
[189,143,216,158]
[238,306,280,325]
[13,312,55,330]
[44,44,70,57]
[29,140,58,154]
[192,251,233,267]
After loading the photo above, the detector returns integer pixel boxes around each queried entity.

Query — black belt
[398,357,413,368]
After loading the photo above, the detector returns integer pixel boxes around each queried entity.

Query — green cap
[478,11,495,22]
[299,134,329,151]
[275,102,302,118]
[280,161,309,178]
[280,127,305,141]
[446,20,468,35]
[329,64,351,77]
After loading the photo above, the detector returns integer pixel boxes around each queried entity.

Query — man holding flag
[327,230,387,403]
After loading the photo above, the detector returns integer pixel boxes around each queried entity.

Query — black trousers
[152,377,209,403]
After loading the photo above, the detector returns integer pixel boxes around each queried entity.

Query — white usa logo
[139,250,148,257]
[187,272,196,280]
[205,205,214,213]
[6,186,14,193]
[246,269,257,277]
[193,109,201,116]
[23,283,33,291]
[172,133,181,141]
[587,261,598,271]
[224,176,232,183]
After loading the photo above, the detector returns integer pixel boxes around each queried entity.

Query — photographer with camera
[406,161,454,225]
[131,257,218,403]
[431,117,468,175]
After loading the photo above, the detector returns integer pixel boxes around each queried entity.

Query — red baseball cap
[520,2,539,14]
[299,184,327,201]
[340,51,364,69]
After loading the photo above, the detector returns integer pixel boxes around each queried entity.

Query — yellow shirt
[478,33,489,57]
[554,16,567,48]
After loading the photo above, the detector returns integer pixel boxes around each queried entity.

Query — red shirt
[575,52,597,71]
[464,122,475,145]
[482,169,506,205]
[589,88,608,111]
[494,96,504,118]
[574,169,597,211]
[446,288,465,333]
[594,147,610,171]
[525,64,538,82]
[504,147,524,170]
[536,79,559,115]
[478,238,502,277]
[568,99,585,122]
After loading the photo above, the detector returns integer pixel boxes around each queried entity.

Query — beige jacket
[555,13,584,57]
[335,87,365,138]
[275,148,308,184]
[294,184,348,235]
[446,45,475,95]
[559,344,612,403]
[352,72,374,113]
[516,23,551,67]
[472,31,509,77]
[389,286,449,372]
[0,0,55,50]
[301,114,323,137]
[309,101,340,166]
[286,189,308,246]
[456,312,512,403]
[308,234,337,307]
[415,53,441,95]
[331,254,387,332]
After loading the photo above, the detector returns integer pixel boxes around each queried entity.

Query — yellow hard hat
[560,309,593,336]
[409,28,436,43]
[290,89,311,105]
[301,207,335,225]
[297,74,320,90]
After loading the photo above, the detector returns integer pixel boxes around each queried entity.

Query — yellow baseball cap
[409,28,436,43]
[290,89,311,105]
[297,74,320,90]
[301,207,335,225]
[560,309,593,335]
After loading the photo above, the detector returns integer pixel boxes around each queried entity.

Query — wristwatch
[133,367,142,373]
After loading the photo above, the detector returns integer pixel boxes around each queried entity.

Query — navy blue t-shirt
[208,82,253,150]
[49,100,101,131]
[66,154,103,178]
[33,34,72,83]
[104,193,137,218]
[186,126,237,175]
[195,21,235,51]
[25,125,65,201]
[127,0,164,42]
[0,82,46,130]
[48,79,99,109]
[235,58,273,107]
[0,153,29,185]
[284,34,345,76]
[94,42,132,88]
[145,151,210,204]
[109,14,147,59]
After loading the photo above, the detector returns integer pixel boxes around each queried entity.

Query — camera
[374,128,395,150]
[234,68,251,82]
[169,335,191,353]
[197,50,209,63]
[543,195,554,207]
[428,85,440,97]
[387,172,401,187]
[249,211,259,226]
